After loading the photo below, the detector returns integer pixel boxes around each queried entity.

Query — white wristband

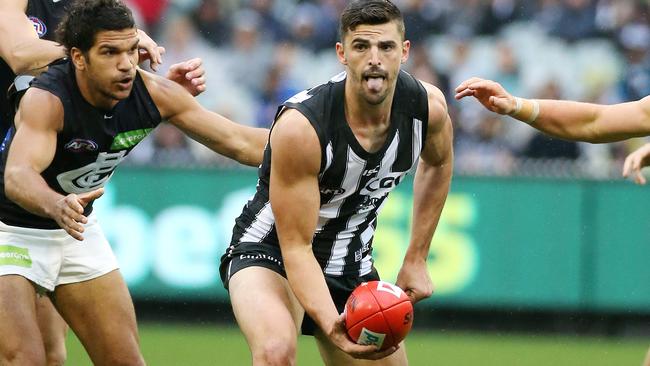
[510,97,523,116]
[527,99,540,124]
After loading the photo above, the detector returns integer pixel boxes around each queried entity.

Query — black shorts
[219,242,380,336]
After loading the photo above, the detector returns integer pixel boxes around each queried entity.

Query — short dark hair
[56,0,135,55]
[339,0,405,41]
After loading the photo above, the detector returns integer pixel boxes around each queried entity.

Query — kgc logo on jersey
[29,16,47,38]
[360,173,404,196]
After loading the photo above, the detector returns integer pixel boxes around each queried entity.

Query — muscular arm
[397,82,453,302]
[5,88,63,217]
[271,110,393,359]
[5,88,103,239]
[268,109,336,330]
[455,78,650,143]
[142,71,267,166]
[0,0,66,74]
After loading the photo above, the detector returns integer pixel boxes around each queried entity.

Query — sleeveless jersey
[0,0,67,139]
[0,60,162,229]
[228,70,429,277]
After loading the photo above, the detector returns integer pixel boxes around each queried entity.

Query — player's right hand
[454,77,517,115]
[327,313,398,360]
[52,188,104,241]
[623,143,650,185]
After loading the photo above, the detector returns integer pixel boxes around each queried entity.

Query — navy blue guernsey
[227,70,429,277]
[0,60,162,229]
[0,0,68,140]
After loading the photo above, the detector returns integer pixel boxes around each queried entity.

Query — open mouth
[117,76,133,88]
[363,73,386,91]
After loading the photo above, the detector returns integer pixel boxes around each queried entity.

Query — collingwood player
[220,1,453,365]
[0,0,267,364]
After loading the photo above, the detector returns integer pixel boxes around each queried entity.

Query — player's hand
[51,188,104,241]
[166,58,206,97]
[454,77,517,115]
[395,257,433,303]
[623,143,650,185]
[136,29,165,72]
[326,313,398,360]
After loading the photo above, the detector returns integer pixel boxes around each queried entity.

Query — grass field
[65,323,648,365]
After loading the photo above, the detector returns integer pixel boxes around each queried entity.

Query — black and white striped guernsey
[228,70,429,277]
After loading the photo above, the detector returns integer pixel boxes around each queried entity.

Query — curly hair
[56,0,135,55]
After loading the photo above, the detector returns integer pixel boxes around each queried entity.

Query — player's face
[77,28,139,105]
[336,22,410,105]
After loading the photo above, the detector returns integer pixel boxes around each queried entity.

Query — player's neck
[75,69,119,111]
[344,89,394,127]
[344,92,395,153]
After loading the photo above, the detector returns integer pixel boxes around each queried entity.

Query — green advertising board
[94,168,650,313]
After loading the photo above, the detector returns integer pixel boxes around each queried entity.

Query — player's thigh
[0,275,45,360]
[53,269,142,364]
[228,266,304,349]
[36,295,68,361]
[314,329,408,366]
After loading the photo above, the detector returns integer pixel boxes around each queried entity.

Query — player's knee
[253,339,297,366]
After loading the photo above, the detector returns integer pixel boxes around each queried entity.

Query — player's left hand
[136,29,165,72]
[623,143,650,185]
[166,58,206,97]
[395,257,433,303]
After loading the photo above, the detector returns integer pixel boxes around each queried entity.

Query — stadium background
[70,0,650,364]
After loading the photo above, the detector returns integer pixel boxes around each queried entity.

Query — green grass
[66,323,648,365]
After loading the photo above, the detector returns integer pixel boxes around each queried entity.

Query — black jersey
[0,60,162,229]
[228,70,429,277]
[0,0,67,139]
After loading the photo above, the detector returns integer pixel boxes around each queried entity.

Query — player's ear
[336,42,347,65]
[70,47,87,71]
[401,40,410,64]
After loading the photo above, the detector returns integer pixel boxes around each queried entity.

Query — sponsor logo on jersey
[320,187,345,195]
[28,16,47,38]
[362,166,380,176]
[360,173,404,195]
[110,128,153,150]
[0,245,32,268]
[64,138,99,152]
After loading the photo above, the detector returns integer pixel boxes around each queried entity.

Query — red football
[344,281,413,350]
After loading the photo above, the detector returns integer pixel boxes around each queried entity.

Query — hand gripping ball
[344,281,413,350]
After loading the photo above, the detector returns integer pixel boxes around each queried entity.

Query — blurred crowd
[124,0,650,178]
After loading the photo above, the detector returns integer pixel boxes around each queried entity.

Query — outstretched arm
[270,109,395,360]
[455,77,650,143]
[0,0,66,74]
[396,82,453,303]
[142,70,267,166]
[5,88,103,240]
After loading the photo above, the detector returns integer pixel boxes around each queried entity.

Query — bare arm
[396,82,453,302]
[142,70,267,166]
[5,88,102,240]
[270,110,392,359]
[455,77,650,143]
[0,0,66,74]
